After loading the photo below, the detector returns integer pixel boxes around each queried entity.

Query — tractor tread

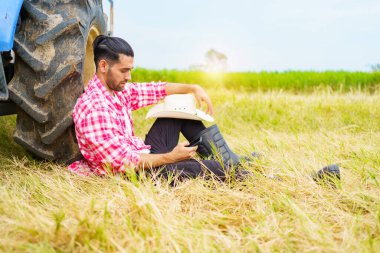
[22,1,49,22]
[36,18,78,45]
[9,79,49,123]
[34,64,77,99]
[13,38,47,72]
[40,113,73,145]
[14,129,55,160]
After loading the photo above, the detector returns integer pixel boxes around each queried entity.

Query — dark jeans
[144,118,226,180]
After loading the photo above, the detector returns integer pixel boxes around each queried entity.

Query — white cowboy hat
[146,94,214,122]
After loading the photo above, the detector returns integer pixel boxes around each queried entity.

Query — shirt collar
[89,74,123,108]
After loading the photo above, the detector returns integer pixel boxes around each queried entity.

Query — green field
[0,71,379,252]
[132,68,380,93]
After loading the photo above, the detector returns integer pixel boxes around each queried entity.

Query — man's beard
[106,69,124,92]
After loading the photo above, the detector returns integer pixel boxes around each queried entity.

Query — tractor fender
[0,0,23,51]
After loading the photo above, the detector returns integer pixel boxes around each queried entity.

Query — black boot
[189,124,241,166]
[313,164,340,188]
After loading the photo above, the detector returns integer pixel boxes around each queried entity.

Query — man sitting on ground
[68,35,243,179]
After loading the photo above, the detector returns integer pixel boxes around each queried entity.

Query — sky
[103,0,380,72]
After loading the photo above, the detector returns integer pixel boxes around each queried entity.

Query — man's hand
[137,141,198,170]
[167,141,198,163]
[165,83,215,115]
[192,85,214,115]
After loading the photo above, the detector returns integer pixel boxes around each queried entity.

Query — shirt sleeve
[79,107,141,171]
[126,81,167,111]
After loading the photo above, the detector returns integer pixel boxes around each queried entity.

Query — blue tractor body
[0,0,24,51]
[0,0,23,104]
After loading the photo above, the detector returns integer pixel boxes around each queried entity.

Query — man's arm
[126,82,167,111]
[137,141,198,170]
[165,83,215,115]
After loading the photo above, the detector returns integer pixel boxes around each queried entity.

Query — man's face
[105,54,134,92]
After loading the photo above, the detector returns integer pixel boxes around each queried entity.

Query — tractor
[0,0,113,163]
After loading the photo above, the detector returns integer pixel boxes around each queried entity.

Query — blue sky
[103,0,380,72]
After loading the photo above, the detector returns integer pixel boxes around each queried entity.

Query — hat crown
[146,94,214,122]
[164,94,196,113]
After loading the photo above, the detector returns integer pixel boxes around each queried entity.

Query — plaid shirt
[68,75,166,175]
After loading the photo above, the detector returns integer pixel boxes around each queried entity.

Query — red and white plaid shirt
[68,75,166,175]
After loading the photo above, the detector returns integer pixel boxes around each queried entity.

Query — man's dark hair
[93,35,134,69]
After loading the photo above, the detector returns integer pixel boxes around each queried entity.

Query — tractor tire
[8,0,106,163]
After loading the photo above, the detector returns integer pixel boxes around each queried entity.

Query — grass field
[132,68,380,93]
[0,71,379,252]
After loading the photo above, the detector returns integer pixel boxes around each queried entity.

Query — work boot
[313,164,341,188]
[189,124,257,167]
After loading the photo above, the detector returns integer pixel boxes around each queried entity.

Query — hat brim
[146,104,214,122]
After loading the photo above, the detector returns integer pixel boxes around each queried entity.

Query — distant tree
[205,49,228,72]
[370,64,380,72]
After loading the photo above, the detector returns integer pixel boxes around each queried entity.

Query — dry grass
[0,90,379,252]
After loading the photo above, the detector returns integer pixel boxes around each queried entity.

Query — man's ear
[98,59,108,73]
